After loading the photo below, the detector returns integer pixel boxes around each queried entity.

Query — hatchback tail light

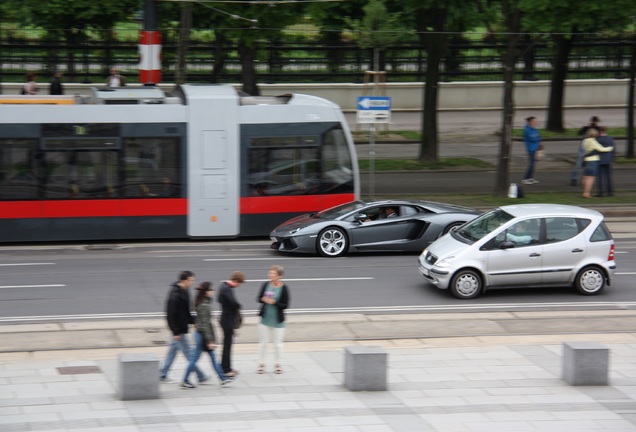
[608,244,615,261]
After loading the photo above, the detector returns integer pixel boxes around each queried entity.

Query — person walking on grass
[521,116,542,185]
[181,282,233,389]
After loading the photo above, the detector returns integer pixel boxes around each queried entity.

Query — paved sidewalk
[2,312,636,432]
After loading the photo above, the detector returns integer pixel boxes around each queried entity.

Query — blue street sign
[357,96,392,110]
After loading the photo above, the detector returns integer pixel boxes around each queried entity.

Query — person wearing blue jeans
[521,116,542,185]
[182,282,232,388]
[571,116,601,186]
[160,270,209,383]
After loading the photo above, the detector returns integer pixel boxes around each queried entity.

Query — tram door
[186,86,240,237]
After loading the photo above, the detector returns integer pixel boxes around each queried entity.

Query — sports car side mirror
[354,214,368,223]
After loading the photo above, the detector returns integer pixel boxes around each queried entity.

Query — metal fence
[0,29,633,85]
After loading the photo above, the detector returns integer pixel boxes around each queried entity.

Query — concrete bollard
[118,353,160,400]
[344,346,387,391]
[562,341,609,386]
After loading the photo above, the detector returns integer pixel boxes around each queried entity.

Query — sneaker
[180,382,196,389]
[225,370,239,378]
[159,376,174,383]
[530,179,539,184]
[521,179,533,185]
[198,375,212,385]
[221,379,233,387]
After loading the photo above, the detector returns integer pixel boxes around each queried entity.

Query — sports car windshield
[315,201,366,220]
[454,208,514,243]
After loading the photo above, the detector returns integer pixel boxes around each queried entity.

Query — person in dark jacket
[49,71,64,95]
[596,126,615,197]
[181,282,233,389]
[256,265,290,375]
[159,270,209,383]
[217,271,245,377]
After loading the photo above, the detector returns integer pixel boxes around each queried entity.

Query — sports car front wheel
[317,227,348,257]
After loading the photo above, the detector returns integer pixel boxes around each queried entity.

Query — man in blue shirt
[521,116,542,185]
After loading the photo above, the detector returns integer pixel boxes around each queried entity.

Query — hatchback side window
[590,221,613,242]
[502,219,541,247]
[545,217,579,243]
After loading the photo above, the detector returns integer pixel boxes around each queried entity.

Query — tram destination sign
[356,96,391,124]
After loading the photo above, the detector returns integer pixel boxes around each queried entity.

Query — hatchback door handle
[529,253,541,257]
[572,248,583,253]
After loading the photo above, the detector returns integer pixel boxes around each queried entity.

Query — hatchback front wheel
[450,269,483,299]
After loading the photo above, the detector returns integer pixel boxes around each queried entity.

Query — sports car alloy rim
[579,268,603,293]
[455,273,479,296]
[319,229,346,256]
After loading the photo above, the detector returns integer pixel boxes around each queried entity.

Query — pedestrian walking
[256,265,290,375]
[217,271,245,378]
[159,270,210,384]
[596,126,615,197]
[581,128,614,198]
[571,116,601,186]
[49,71,64,95]
[521,116,542,185]
[181,282,233,389]
[21,72,38,95]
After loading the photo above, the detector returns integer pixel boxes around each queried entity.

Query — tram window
[122,138,181,198]
[321,128,354,194]
[249,146,320,196]
[0,139,39,200]
[43,150,118,199]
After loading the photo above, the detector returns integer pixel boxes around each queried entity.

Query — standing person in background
[49,71,64,95]
[106,68,126,87]
[581,128,614,198]
[521,116,542,185]
[159,271,210,384]
[22,72,38,95]
[571,116,601,186]
[256,265,290,375]
[181,282,233,389]
[596,126,615,197]
[218,271,245,378]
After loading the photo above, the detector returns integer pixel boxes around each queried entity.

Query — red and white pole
[139,30,162,85]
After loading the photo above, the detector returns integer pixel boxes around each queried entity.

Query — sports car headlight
[289,227,303,235]
[435,256,455,268]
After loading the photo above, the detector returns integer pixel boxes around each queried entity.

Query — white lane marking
[0,284,66,289]
[616,272,636,275]
[4,302,636,323]
[0,263,56,266]
[203,257,339,261]
[247,277,374,282]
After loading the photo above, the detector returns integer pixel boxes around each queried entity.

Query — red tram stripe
[0,194,354,219]
[239,194,354,214]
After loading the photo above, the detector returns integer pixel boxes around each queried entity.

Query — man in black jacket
[218,271,245,377]
[159,271,209,384]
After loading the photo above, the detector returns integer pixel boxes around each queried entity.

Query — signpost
[356,96,391,199]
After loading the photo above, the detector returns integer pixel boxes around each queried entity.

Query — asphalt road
[1,234,635,324]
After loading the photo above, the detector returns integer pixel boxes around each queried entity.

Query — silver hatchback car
[418,204,616,299]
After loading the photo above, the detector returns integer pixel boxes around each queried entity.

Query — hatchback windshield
[454,208,514,243]
[315,201,366,219]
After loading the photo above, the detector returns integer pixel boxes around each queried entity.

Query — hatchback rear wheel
[575,265,605,295]
[450,269,482,299]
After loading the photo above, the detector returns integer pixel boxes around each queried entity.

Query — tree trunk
[545,34,574,132]
[419,33,445,162]
[211,30,227,84]
[627,32,635,159]
[238,40,259,96]
[417,7,447,163]
[175,1,192,85]
[494,0,522,197]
